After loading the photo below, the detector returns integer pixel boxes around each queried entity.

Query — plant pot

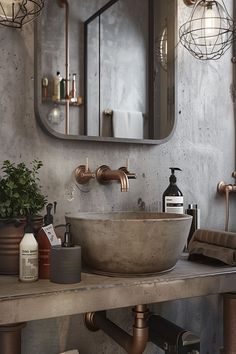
[0,216,43,275]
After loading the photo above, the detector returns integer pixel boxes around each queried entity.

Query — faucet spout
[96,165,129,192]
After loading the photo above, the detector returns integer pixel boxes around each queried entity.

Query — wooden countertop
[0,259,236,325]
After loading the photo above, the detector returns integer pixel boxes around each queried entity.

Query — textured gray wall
[0,0,235,353]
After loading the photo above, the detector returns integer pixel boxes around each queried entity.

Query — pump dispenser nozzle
[44,203,53,226]
[24,215,34,233]
[169,167,182,183]
[62,223,73,248]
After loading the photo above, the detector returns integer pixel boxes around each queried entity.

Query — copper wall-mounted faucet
[75,159,136,192]
[96,165,136,192]
[217,171,236,231]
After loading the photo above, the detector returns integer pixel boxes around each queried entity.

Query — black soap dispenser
[162,168,184,214]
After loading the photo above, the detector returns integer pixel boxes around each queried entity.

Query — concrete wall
[0,0,235,353]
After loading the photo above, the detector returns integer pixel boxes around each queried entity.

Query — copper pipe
[0,322,26,354]
[217,181,236,231]
[84,305,149,354]
[96,165,130,192]
[225,187,230,232]
[59,0,70,134]
[223,294,236,354]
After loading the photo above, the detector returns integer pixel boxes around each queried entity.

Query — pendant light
[0,0,45,28]
[179,0,236,60]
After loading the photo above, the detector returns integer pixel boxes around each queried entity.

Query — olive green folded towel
[188,229,236,266]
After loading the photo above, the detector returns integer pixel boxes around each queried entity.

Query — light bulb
[203,6,220,46]
[47,105,63,125]
[0,0,23,19]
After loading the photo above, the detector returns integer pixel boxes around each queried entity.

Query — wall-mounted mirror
[34,0,176,144]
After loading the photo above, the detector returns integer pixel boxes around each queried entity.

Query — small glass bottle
[53,71,62,101]
[70,73,77,102]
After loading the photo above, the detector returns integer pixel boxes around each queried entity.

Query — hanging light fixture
[179,0,236,60]
[0,0,45,28]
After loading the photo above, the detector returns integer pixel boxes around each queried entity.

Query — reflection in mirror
[34,0,176,144]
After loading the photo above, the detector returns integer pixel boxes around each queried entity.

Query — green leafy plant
[0,160,47,218]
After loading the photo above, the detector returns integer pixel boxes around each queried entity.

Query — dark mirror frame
[34,0,177,144]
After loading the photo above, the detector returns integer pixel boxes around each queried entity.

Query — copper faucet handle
[119,166,136,179]
[96,165,112,185]
[217,181,236,193]
[75,164,95,185]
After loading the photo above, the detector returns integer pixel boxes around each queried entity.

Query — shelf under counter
[1,259,236,325]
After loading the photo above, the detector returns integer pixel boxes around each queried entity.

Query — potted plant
[0,159,47,275]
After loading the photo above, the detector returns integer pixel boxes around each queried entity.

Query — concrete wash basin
[66,212,192,276]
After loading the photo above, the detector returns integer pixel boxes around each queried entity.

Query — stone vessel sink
[66,212,192,276]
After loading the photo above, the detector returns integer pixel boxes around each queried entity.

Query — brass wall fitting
[217,173,236,231]
[84,304,149,354]
[75,165,95,184]
[75,161,136,192]
[217,181,236,194]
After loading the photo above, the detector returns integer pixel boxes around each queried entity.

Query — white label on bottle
[20,250,38,280]
[42,224,61,246]
[165,196,184,214]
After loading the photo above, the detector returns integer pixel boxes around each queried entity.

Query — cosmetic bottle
[70,73,77,103]
[53,71,62,101]
[42,77,49,100]
[19,216,38,282]
[162,168,184,214]
[36,203,60,279]
[60,78,66,100]
[186,204,200,245]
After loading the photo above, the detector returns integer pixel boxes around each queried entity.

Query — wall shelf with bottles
[42,97,83,107]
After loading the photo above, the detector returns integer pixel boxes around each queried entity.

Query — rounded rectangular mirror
[34,0,177,144]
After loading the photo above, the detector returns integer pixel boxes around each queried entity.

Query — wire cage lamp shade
[179,0,236,60]
[0,0,45,28]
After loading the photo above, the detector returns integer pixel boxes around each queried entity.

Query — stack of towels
[188,229,236,266]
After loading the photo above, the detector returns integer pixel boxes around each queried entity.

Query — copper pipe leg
[0,322,26,354]
[223,294,236,354]
[84,305,149,354]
